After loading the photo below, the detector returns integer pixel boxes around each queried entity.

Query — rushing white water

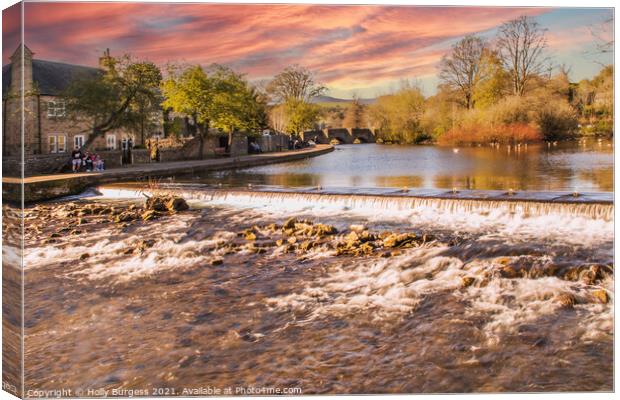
[51,186,609,345]
[266,245,461,320]
[96,186,614,249]
[19,182,614,392]
[23,213,225,279]
[97,187,613,220]
[265,242,613,341]
[207,191,613,219]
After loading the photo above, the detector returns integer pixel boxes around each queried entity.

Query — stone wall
[1,157,22,178]
[1,149,179,177]
[2,153,78,176]
[39,95,109,153]
[256,134,289,152]
[145,136,191,150]
[4,145,335,203]
[230,133,248,157]
[2,143,190,177]
[3,133,291,177]
[180,133,249,158]
[179,135,223,160]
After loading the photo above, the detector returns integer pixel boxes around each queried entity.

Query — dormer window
[47,100,66,117]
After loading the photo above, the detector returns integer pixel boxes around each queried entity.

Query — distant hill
[311,95,376,105]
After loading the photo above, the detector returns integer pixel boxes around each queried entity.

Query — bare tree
[558,63,572,78]
[586,16,613,64]
[438,35,488,109]
[497,16,548,96]
[267,65,326,103]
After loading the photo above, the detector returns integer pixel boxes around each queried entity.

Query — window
[49,134,67,153]
[57,135,67,153]
[48,136,57,153]
[74,135,84,149]
[47,100,66,117]
[106,134,116,150]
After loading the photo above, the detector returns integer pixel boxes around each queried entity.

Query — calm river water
[189,139,613,192]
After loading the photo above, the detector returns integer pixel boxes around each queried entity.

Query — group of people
[248,141,263,154]
[288,137,316,150]
[71,147,105,172]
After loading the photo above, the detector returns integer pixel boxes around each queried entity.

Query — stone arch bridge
[301,128,377,144]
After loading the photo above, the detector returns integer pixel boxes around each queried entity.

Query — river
[13,139,614,394]
[183,139,613,192]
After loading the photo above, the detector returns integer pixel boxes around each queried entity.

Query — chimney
[9,44,34,93]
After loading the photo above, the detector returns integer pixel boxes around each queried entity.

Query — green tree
[63,52,162,149]
[472,50,510,109]
[267,65,326,136]
[163,64,268,155]
[421,87,458,138]
[162,65,213,158]
[285,99,321,135]
[369,84,427,144]
[128,88,164,145]
[209,65,268,145]
[535,100,578,141]
[575,65,613,135]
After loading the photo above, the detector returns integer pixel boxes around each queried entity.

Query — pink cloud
[8,3,557,92]
[546,24,611,53]
[2,2,21,61]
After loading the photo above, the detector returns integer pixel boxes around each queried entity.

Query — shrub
[494,123,542,143]
[486,95,532,126]
[437,124,485,146]
[411,132,433,144]
[368,85,426,144]
[594,119,613,137]
[535,100,578,141]
[437,123,541,146]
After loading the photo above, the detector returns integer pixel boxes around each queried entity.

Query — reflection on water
[184,139,613,192]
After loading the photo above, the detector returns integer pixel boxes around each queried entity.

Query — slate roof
[3,59,101,97]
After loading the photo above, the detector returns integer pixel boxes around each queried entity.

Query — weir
[97,184,614,221]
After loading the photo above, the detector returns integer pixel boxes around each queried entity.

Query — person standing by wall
[127,138,134,164]
[121,138,128,165]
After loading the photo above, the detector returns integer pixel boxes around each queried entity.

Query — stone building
[2,45,288,176]
[2,45,146,159]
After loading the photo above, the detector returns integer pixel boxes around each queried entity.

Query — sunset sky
[2,3,614,98]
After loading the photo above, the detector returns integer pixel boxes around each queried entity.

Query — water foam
[90,186,614,341]
[266,248,613,344]
[266,246,463,320]
[23,212,237,282]
[96,187,614,249]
